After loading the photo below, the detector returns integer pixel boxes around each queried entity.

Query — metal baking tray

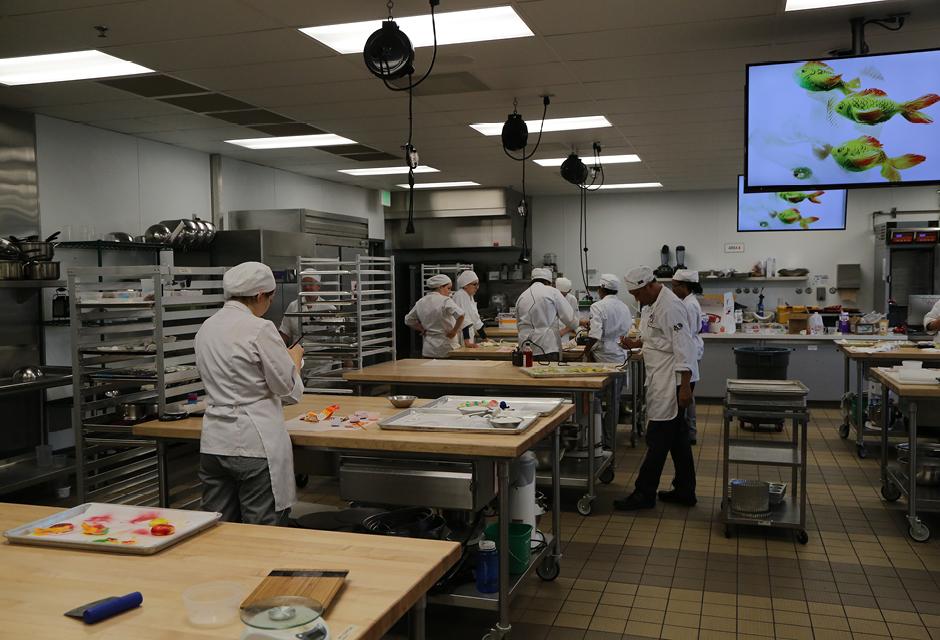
[4,503,221,555]
[520,363,624,378]
[423,395,568,416]
[378,408,537,435]
[726,379,809,396]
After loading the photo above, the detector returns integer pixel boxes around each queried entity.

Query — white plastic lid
[479,540,496,551]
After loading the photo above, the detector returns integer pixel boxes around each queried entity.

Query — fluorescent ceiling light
[339,165,438,176]
[785,0,887,10]
[534,154,640,167]
[395,181,480,189]
[225,134,356,150]
[300,6,533,54]
[0,50,152,86]
[596,182,663,189]
[470,116,612,136]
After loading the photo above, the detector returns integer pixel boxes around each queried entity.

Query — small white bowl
[489,416,523,429]
[182,581,245,627]
[902,360,923,369]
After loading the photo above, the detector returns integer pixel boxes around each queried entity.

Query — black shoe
[613,493,656,511]
[657,490,697,506]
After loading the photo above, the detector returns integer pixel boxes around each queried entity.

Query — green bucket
[484,522,532,574]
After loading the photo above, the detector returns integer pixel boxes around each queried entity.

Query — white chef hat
[598,273,620,291]
[426,274,452,290]
[555,277,572,293]
[672,269,699,284]
[623,266,656,292]
[456,270,479,289]
[223,261,276,299]
[531,267,552,282]
[299,271,321,283]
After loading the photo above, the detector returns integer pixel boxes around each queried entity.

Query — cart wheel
[724,524,733,539]
[881,483,901,502]
[857,444,867,459]
[576,497,593,516]
[295,474,309,488]
[838,423,850,439]
[796,530,809,545]
[910,522,931,543]
[536,556,560,581]
[599,468,615,485]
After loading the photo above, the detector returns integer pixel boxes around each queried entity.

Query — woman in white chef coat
[516,267,580,361]
[195,262,305,526]
[671,269,705,445]
[925,299,940,342]
[555,276,580,337]
[453,270,487,348]
[405,274,465,358]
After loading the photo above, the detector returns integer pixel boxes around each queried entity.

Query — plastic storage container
[733,346,791,380]
[475,540,499,593]
[181,581,245,627]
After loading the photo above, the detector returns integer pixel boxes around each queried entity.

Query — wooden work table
[870,367,940,397]
[449,344,586,361]
[134,394,574,459]
[344,359,612,391]
[0,502,460,640]
[837,344,940,362]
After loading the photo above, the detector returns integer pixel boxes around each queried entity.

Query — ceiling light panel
[0,50,152,86]
[395,181,479,189]
[534,154,640,167]
[226,134,357,149]
[470,115,612,136]
[785,0,887,10]
[597,182,663,189]
[339,166,438,176]
[300,6,533,55]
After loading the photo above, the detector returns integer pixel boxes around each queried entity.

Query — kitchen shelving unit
[721,379,810,544]
[69,265,227,506]
[292,256,395,394]
[420,263,473,294]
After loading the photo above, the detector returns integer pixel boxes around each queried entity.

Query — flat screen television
[737,175,847,232]
[745,48,940,191]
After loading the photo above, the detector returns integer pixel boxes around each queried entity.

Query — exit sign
[724,242,745,253]
[381,190,391,207]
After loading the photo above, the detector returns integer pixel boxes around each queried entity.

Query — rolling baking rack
[69,265,227,506]
[721,379,810,544]
[293,256,395,394]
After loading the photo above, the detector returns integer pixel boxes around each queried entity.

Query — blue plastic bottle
[476,540,499,593]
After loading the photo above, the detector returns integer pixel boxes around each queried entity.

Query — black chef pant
[633,386,696,500]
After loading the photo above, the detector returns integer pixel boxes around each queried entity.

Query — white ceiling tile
[33,98,186,120]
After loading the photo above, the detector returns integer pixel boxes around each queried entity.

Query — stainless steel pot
[0,238,22,260]
[120,402,159,421]
[105,232,133,243]
[16,241,54,261]
[0,260,23,280]
[144,223,171,244]
[12,366,43,382]
[24,261,60,280]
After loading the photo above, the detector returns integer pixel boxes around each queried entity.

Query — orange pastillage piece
[81,521,109,536]
[33,522,74,536]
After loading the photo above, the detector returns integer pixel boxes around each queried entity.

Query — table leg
[584,392,597,514]
[722,411,730,523]
[630,361,638,447]
[800,417,808,532]
[552,425,562,563]
[408,594,427,640]
[908,402,919,530]
[496,460,512,637]
[157,440,169,508]
[881,384,890,490]
[856,360,866,454]
[843,354,850,399]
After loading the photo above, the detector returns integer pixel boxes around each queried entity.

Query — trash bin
[733,346,791,380]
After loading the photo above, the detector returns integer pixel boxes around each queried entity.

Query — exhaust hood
[385,187,528,250]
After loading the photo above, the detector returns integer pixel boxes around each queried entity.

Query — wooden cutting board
[241,569,348,611]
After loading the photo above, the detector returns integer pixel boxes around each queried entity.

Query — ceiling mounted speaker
[363,20,415,80]
[501,112,528,152]
[560,153,588,186]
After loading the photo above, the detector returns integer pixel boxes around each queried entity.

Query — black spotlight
[501,112,528,152]
[363,20,415,80]
[560,153,588,186]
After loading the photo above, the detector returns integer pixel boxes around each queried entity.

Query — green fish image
[794,60,860,95]
[829,88,940,125]
[769,208,820,230]
[792,166,813,180]
[777,190,824,204]
[815,135,926,182]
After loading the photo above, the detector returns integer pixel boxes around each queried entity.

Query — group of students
[405,265,706,511]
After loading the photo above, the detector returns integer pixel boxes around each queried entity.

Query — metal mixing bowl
[388,395,416,408]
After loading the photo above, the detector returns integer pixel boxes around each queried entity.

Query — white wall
[533,186,940,312]
[219,157,384,239]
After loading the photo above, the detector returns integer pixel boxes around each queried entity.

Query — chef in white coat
[279,274,340,385]
[671,269,705,444]
[615,266,697,511]
[556,276,580,336]
[195,262,304,525]
[453,270,487,348]
[405,274,465,358]
[924,299,940,342]
[516,267,580,361]
[579,273,633,451]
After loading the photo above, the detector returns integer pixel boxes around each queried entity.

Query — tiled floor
[300,401,940,639]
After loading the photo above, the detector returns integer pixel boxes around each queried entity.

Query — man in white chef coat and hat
[195,261,305,525]
[555,276,580,336]
[671,269,705,444]
[615,266,697,510]
[404,274,465,358]
[453,270,487,348]
[516,267,580,361]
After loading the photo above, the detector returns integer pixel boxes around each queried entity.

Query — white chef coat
[516,282,580,355]
[587,294,633,363]
[639,286,697,422]
[453,288,483,344]
[558,292,580,331]
[196,301,304,512]
[405,292,464,358]
[682,294,706,383]
[925,299,940,339]
[278,298,337,345]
